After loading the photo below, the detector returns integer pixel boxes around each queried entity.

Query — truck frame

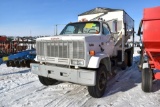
[31,7,134,98]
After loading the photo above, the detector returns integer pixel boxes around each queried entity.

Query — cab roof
[78,7,122,16]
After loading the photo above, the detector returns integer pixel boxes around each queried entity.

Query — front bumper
[30,63,96,86]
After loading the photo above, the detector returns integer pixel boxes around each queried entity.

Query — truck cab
[60,21,115,56]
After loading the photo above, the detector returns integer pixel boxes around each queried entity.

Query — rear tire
[128,50,133,67]
[38,76,58,86]
[142,68,153,92]
[121,52,128,70]
[88,64,107,98]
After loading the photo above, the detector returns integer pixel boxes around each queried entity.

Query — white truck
[31,7,134,98]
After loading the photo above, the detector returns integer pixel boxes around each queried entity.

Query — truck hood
[36,34,102,42]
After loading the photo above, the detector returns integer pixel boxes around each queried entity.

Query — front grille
[36,40,85,59]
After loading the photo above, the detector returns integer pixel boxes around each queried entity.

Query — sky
[0,0,160,37]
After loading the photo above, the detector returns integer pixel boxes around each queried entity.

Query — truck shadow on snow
[152,79,160,92]
[103,56,160,97]
[103,55,142,97]
[0,69,30,76]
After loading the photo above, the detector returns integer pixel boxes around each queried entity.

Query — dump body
[78,8,134,62]
[78,9,134,48]
[142,6,160,69]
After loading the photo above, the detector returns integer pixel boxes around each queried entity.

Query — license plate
[32,65,39,71]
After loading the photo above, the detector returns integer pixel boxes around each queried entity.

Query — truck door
[101,23,114,56]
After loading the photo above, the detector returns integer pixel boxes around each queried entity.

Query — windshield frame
[60,21,101,35]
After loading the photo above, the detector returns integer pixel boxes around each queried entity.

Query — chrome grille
[36,40,85,59]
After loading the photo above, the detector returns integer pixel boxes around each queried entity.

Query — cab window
[63,25,75,34]
[60,22,100,35]
[102,23,110,35]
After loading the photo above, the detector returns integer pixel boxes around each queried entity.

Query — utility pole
[56,25,58,36]
[30,30,32,37]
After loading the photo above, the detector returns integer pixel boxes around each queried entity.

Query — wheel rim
[98,70,107,91]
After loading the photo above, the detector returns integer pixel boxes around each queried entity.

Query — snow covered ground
[1,47,160,107]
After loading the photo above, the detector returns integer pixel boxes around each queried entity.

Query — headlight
[77,60,84,65]
[71,60,78,65]
[41,57,45,61]
[71,60,84,65]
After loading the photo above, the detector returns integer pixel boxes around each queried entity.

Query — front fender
[87,53,109,68]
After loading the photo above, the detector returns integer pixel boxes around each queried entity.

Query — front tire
[142,68,153,92]
[38,76,58,86]
[88,64,107,98]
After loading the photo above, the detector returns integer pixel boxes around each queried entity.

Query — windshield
[60,22,100,35]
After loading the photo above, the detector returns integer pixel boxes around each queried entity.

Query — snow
[1,47,160,107]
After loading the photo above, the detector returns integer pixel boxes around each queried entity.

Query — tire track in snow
[0,81,35,95]
[0,81,39,106]
[44,85,91,107]
[44,85,83,107]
